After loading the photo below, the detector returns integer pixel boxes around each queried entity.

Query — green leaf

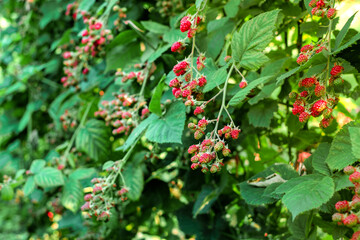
[326,121,360,170]
[23,176,36,196]
[117,114,159,151]
[275,174,323,195]
[76,119,111,161]
[333,173,353,191]
[207,18,235,58]
[349,127,360,157]
[69,168,96,180]
[149,76,165,116]
[312,143,331,176]
[282,175,334,219]
[247,100,278,128]
[231,10,280,70]
[39,2,61,29]
[224,0,240,18]
[1,185,14,201]
[147,44,171,63]
[195,0,204,8]
[78,0,95,12]
[192,185,218,217]
[30,159,46,174]
[123,162,144,201]
[141,21,170,34]
[107,30,138,50]
[332,33,360,54]
[18,101,42,133]
[334,12,358,50]
[105,42,141,72]
[61,178,83,212]
[202,66,227,93]
[34,167,64,188]
[146,101,186,144]
[229,76,273,106]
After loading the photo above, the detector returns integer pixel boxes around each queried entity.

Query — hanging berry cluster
[94,93,149,136]
[332,166,360,240]
[61,13,113,89]
[81,162,128,222]
[60,109,78,131]
[291,62,344,128]
[296,41,327,65]
[187,119,240,174]
[115,63,150,85]
[308,0,337,19]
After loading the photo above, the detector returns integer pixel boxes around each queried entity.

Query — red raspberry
[171,41,184,53]
[343,214,358,227]
[198,118,208,128]
[93,185,103,194]
[185,73,192,82]
[173,61,189,76]
[222,126,231,133]
[231,129,240,139]
[196,16,202,25]
[57,164,65,170]
[314,84,326,97]
[292,104,305,115]
[81,202,90,211]
[299,77,316,88]
[320,117,333,128]
[198,76,207,87]
[194,106,204,115]
[300,44,314,53]
[350,171,360,184]
[63,51,72,59]
[331,64,344,77]
[82,29,89,37]
[180,16,190,23]
[187,29,196,39]
[309,0,317,7]
[299,112,310,122]
[199,153,211,164]
[332,213,344,222]
[169,78,180,88]
[180,19,191,32]
[141,108,149,117]
[191,163,200,170]
[197,55,206,71]
[82,68,89,75]
[239,80,248,89]
[315,45,326,53]
[297,54,308,65]
[182,89,191,98]
[316,0,326,8]
[94,22,103,30]
[327,8,336,19]
[335,200,350,213]
[300,91,308,97]
[189,80,198,90]
[312,100,327,112]
[351,231,360,240]
[344,166,356,175]
[311,7,318,15]
[188,145,199,154]
[224,56,232,62]
[84,194,93,201]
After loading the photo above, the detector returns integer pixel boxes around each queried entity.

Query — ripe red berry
[171,41,184,53]
[187,29,196,39]
[182,89,191,98]
[300,44,314,53]
[198,76,207,87]
[231,129,240,139]
[311,7,318,15]
[300,91,308,97]
[320,117,333,128]
[82,29,89,37]
[327,8,336,19]
[297,54,308,65]
[191,163,200,170]
[351,231,360,240]
[188,145,199,154]
[169,78,180,88]
[350,171,360,184]
[63,51,72,59]
[314,84,326,97]
[141,108,149,117]
[331,64,344,77]
[343,214,358,227]
[198,118,208,128]
[299,77,316,88]
[335,200,350,213]
[194,106,204,115]
[344,166,356,175]
[94,22,103,30]
[93,185,103,194]
[239,80,248,89]
[82,68,89,75]
[84,194,93,201]
[173,61,189,76]
[292,104,305,115]
[312,99,327,113]
[299,112,310,122]
[316,0,326,8]
[180,19,191,32]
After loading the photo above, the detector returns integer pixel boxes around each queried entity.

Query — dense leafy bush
[1,0,360,239]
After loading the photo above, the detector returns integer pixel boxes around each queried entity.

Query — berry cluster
[309,0,337,19]
[60,109,77,131]
[187,118,240,173]
[81,162,128,221]
[291,62,344,128]
[115,63,150,84]
[94,93,149,136]
[296,42,327,65]
[65,2,78,20]
[332,166,360,239]
[112,5,127,29]
[61,15,113,88]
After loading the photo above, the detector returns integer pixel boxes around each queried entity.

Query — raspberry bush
[0,0,360,239]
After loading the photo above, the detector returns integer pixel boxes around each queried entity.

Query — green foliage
[34,167,65,188]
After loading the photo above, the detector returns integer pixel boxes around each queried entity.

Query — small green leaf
[349,127,360,157]
[105,42,141,72]
[61,178,83,212]
[326,121,360,170]
[78,0,95,12]
[23,176,36,196]
[192,185,218,217]
[229,76,273,106]
[141,21,170,34]
[312,143,331,176]
[123,163,144,201]
[69,168,96,180]
[30,159,46,174]
[1,185,14,201]
[34,167,65,188]
[332,33,360,55]
[333,173,353,191]
[146,101,186,144]
[224,0,240,18]
[107,30,138,50]
[334,12,358,50]
[247,100,278,128]
[202,66,227,93]
[117,114,159,151]
[76,119,111,161]
[149,76,165,116]
[231,10,280,70]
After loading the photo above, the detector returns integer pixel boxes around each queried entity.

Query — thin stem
[63,100,93,164]
[234,65,246,80]
[326,19,333,82]
[190,33,196,78]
